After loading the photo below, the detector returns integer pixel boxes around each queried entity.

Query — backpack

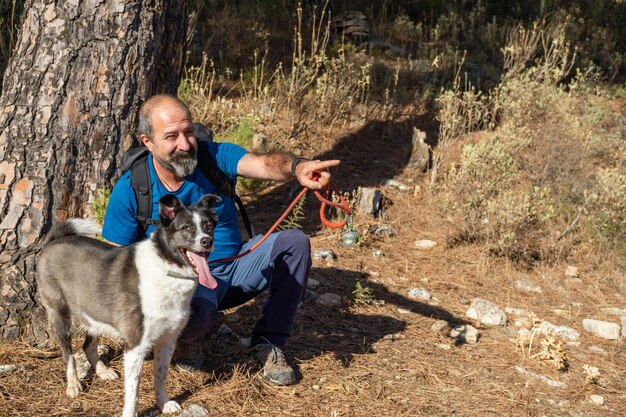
[120,123,254,239]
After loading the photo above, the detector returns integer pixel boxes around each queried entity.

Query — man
[102,94,340,385]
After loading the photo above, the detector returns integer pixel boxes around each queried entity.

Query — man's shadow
[200,266,466,384]
[245,112,439,234]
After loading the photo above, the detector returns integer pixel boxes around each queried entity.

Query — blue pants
[179,229,311,347]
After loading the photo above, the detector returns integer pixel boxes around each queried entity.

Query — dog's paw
[161,400,182,414]
[65,381,83,398]
[96,365,118,380]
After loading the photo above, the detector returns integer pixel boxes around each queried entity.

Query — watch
[290,157,309,175]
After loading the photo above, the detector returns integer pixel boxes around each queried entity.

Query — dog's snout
[200,237,212,248]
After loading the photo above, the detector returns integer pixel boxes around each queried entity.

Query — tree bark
[0,0,188,344]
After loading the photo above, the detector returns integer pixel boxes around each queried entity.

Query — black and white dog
[37,194,220,417]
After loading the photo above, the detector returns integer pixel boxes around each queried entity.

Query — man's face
[144,105,198,177]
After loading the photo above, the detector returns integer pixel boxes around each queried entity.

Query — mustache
[170,148,197,162]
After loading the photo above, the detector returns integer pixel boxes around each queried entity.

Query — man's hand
[295,159,341,190]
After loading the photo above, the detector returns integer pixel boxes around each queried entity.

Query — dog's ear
[194,194,222,212]
[158,195,184,225]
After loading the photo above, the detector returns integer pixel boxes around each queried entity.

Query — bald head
[137,94,192,140]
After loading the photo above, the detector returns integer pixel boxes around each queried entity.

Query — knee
[275,229,311,259]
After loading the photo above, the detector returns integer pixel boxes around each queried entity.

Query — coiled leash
[208,174,351,265]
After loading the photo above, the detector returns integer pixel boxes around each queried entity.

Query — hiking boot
[172,341,205,372]
[252,338,297,386]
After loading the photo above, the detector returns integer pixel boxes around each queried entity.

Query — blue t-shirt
[102,142,248,261]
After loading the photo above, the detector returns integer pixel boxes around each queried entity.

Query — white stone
[515,279,542,293]
[449,324,480,344]
[313,249,336,260]
[407,287,431,300]
[178,404,209,417]
[505,307,530,316]
[0,364,25,373]
[588,345,607,354]
[397,308,412,314]
[466,298,507,326]
[414,239,437,250]
[431,320,448,334]
[384,179,413,191]
[600,307,626,316]
[537,322,580,340]
[564,265,579,278]
[316,293,342,307]
[621,316,626,338]
[582,319,620,340]
[372,250,384,257]
[514,317,531,328]
[307,278,320,290]
[589,395,605,406]
[515,366,566,388]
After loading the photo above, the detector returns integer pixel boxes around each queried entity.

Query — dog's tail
[46,219,103,244]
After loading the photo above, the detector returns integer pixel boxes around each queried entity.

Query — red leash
[208,177,350,265]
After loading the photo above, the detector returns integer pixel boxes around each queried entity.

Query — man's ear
[141,134,153,152]
[158,195,183,225]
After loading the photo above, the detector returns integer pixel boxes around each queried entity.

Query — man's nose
[176,133,194,151]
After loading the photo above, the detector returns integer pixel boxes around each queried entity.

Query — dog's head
[154,194,221,288]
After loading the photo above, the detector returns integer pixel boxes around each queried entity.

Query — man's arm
[236,152,340,190]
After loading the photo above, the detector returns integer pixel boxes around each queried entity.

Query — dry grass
[2,110,625,416]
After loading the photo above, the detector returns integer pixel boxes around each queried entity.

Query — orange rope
[209,178,350,265]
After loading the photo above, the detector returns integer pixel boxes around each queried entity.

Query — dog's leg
[83,334,118,381]
[47,306,83,398]
[121,345,146,417]
[153,335,181,414]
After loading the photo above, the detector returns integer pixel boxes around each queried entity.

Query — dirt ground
[1,117,624,417]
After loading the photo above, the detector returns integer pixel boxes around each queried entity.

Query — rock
[564,265,579,278]
[589,395,605,406]
[588,345,607,354]
[436,343,452,350]
[372,250,384,257]
[582,319,620,340]
[449,324,480,344]
[397,308,412,314]
[384,179,413,191]
[514,317,531,328]
[407,287,431,300]
[414,239,437,250]
[515,366,567,388]
[316,293,342,307]
[515,279,542,293]
[302,289,319,304]
[407,127,430,171]
[431,320,449,334]
[313,249,336,260]
[505,307,530,316]
[179,404,209,417]
[466,298,507,326]
[312,384,321,390]
[600,307,626,316]
[0,364,25,373]
[251,133,281,153]
[621,316,626,338]
[356,187,383,218]
[537,322,580,340]
[307,278,320,290]
[368,225,397,237]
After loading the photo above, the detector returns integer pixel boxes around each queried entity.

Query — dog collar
[166,271,196,281]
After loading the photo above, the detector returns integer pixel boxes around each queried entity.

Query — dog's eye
[202,221,213,233]
[182,224,193,231]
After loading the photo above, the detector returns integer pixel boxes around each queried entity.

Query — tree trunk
[0,0,188,344]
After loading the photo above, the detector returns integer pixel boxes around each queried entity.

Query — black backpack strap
[196,140,255,239]
[129,155,158,236]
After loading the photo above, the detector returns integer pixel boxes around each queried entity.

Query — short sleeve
[101,174,140,245]
[208,142,248,180]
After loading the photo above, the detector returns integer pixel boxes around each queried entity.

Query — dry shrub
[435,64,625,265]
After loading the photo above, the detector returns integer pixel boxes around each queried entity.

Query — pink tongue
[188,252,218,289]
